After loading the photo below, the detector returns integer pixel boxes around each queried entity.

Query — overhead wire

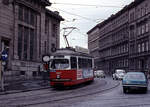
[52,2,124,8]
[51,7,102,22]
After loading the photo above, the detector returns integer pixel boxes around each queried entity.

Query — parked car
[122,72,148,93]
[94,70,97,77]
[94,70,105,78]
[113,69,126,80]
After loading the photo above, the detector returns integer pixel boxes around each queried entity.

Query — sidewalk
[0,78,50,95]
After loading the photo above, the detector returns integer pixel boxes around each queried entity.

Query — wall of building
[88,0,150,75]
[0,0,63,80]
[128,0,150,72]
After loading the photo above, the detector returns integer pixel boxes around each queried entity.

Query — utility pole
[62,27,77,47]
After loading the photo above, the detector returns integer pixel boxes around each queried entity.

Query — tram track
[115,103,150,107]
[9,80,120,107]
[3,80,150,107]
[0,79,106,101]
[0,79,122,107]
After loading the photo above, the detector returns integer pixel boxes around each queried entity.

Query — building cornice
[87,0,146,35]
[15,0,51,7]
[40,0,51,6]
[46,9,64,21]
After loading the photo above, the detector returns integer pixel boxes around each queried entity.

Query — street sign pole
[0,47,9,91]
[0,61,4,91]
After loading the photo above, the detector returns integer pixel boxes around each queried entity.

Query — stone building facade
[88,0,150,75]
[0,0,64,79]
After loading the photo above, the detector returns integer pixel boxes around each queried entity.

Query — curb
[0,86,51,95]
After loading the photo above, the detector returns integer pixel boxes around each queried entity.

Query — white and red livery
[49,47,94,87]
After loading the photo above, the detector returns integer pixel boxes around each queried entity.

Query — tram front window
[51,59,69,69]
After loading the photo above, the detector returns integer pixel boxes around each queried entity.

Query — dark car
[122,72,148,93]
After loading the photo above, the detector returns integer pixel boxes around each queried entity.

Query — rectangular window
[30,29,34,60]
[24,7,29,24]
[146,23,149,33]
[138,44,141,53]
[137,27,141,35]
[78,58,87,69]
[137,9,141,18]
[146,41,149,51]
[130,29,134,39]
[18,6,23,21]
[18,25,23,59]
[142,43,145,52]
[71,57,77,69]
[52,24,57,37]
[45,19,48,34]
[30,11,35,26]
[123,45,125,53]
[138,61,141,69]
[88,59,92,68]
[145,4,148,15]
[130,45,133,54]
[24,27,29,60]
[125,59,128,67]
[142,25,145,34]
[126,44,129,52]
[142,8,145,16]
[141,8,143,17]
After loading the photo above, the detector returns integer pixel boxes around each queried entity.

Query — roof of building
[87,0,145,34]
[40,0,51,6]
[46,9,64,21]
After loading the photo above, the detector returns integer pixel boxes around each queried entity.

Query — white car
[113,69,126,80]
[94,70,105,78]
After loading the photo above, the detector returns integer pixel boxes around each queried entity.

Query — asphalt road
[0,77,149,107]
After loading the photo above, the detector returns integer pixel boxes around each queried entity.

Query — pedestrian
[43,64,49,82]
[43,70,47,82]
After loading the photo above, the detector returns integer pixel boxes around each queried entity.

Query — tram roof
[51,48,93,58]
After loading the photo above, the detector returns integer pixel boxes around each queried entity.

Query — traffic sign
[1,50,8,61]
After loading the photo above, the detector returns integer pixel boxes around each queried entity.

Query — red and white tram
[49,47,94,87]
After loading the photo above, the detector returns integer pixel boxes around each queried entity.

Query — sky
[48,0,134,49]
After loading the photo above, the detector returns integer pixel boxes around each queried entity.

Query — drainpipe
[13,0,16,60]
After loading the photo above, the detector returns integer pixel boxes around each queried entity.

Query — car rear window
[116,70,125,74]
[125,73,146,81]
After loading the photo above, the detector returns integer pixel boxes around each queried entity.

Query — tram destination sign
[75,46,89,54]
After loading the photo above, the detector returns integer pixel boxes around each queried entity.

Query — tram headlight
[57,75,60,79]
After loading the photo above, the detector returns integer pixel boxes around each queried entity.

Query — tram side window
[88,59,92,68]
[78,58,87,69]
[78,58,92,69]
[71,57,77,69]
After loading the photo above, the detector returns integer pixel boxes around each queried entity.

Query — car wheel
[143,87,147,93]
[123,88,127,93]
